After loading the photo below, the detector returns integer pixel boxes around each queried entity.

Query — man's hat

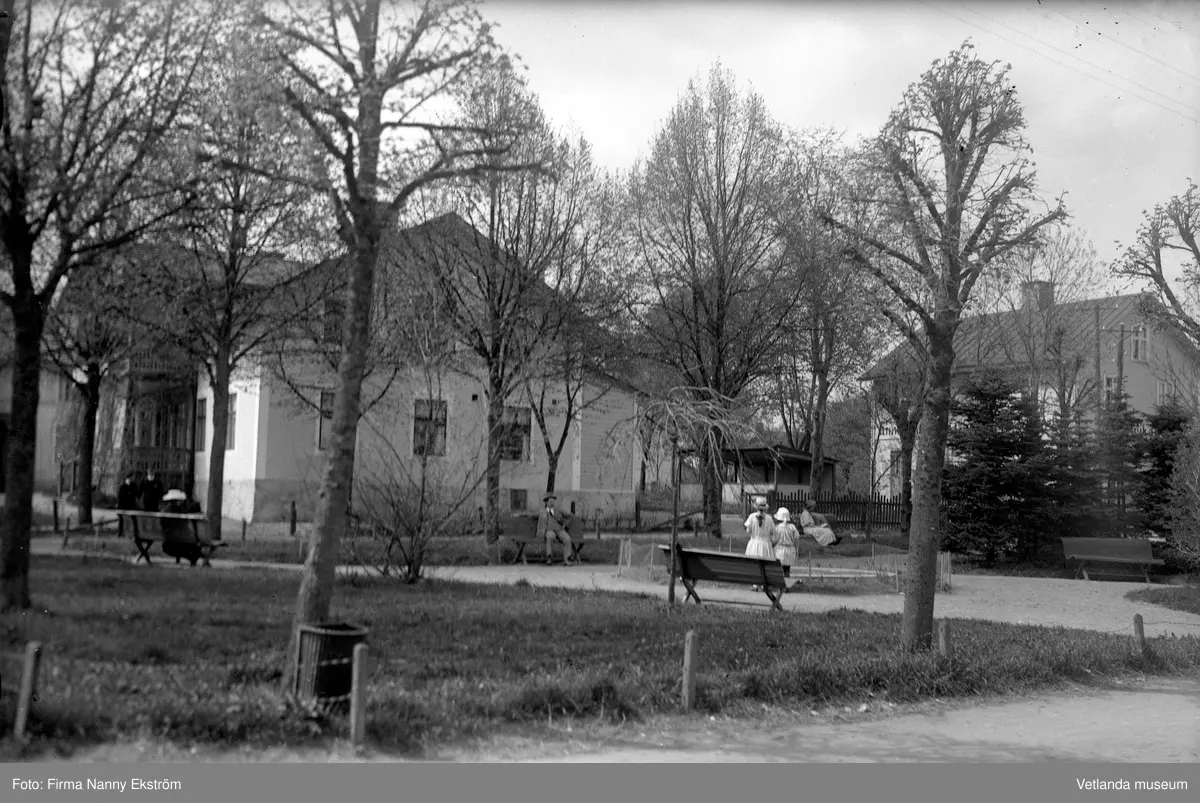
[543,494,556,504]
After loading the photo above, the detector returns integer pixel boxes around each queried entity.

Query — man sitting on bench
[538,494,576,566]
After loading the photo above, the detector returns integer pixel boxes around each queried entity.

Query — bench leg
[681,577,702,605]
[570,542,586,561]
[133,539,154,565]
[764,587,784,612]
[512,542,526,565]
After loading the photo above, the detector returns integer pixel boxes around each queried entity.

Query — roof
[860,291,1189,382]
[681,442,839,465]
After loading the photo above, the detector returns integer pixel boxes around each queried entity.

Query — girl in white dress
[773,507,800,577]
[743,496,776,559]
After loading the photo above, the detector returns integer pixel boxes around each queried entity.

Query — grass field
[47,528,913,570]
[3,555,1199,760]
[1126,583,1200,616]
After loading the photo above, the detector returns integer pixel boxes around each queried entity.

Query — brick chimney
[1020,280,1055,311]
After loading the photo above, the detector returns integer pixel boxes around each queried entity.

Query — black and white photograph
[0,0,1198,786]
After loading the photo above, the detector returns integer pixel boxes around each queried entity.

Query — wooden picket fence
[742,490,904,531]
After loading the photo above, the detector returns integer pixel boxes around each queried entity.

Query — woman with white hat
[773,507,800,577]
[743,496,776,560]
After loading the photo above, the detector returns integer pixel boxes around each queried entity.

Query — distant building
[862,284,1200,496]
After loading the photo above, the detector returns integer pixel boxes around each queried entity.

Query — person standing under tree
[139,470,164,512]
[116,472,140,538]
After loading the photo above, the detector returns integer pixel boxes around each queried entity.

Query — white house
[190,360,643,524]
[190,212,644,523]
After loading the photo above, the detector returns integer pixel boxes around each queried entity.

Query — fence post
[1133,614,1149,658]
[241,519,247,542]
[13,641,43,742]
[53,499,60,534]
[937,620,953,660]
[681,630,699,711]
[350,643,369,746]
[290,501,297,537]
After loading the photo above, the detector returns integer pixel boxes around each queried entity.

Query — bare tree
[349,268,488,583]
[1116,180,1200,343]
[132,23,332,543]
[0,0,213,611]
[42,252,144,524]
[770,130,888,492]
[865,345,927,535]
[610,385,762,601]
[256,0,538,680]
[629,64,802,536]
[973,228,1110,423]
[404,70,625,542]
[823,42,1066,651]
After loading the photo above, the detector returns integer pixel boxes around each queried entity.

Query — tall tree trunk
[700,427,724,537]
[484,376,504,545]
[545,451,558,494]
[900,337,954,652]
[809,369,831,493]
[898,424,917,536]
[76,367,103,526]
[286,233,380,685]
[1,299,44,611]
[206,352,232,544]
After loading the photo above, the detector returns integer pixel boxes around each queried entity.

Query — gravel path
[418,563,1200,639]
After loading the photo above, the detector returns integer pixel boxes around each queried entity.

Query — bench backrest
[500,514,540,539]
[673,545,787,589]
[1061,537,1155,561]
[120,512,211,545]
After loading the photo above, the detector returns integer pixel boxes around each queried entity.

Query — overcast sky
[483,0,1200,270]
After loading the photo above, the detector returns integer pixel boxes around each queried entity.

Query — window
[196,399,207,453]
[322,298,345,344]
[498,406,532,462]
[509,488,528,512]
[1131,325,1148,362]
[1104,376,1120,406]
[1158,380,1178,407]
[317,390,335,451]
[413,398,448,457]
[888,449,902,497]
[226,393,237,451]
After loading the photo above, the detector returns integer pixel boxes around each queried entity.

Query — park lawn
[4,557,1200,760]
[1126,583,1200,616]
[55,528,906,570]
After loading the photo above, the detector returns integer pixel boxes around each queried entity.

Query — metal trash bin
[294,623,368,711]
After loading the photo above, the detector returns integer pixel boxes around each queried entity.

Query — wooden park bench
[117,510,223,568]
[658,543,788,611]
[1,641,43,743]
[494,514,586,564]
[1061,537,1165,583]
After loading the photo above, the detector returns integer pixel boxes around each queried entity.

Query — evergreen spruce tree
[942,372,1046,565]
[1137,403,1191,535]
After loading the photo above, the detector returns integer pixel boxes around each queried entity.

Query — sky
[482,0,1200,270]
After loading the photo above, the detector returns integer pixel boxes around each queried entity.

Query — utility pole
[1116,322,1125,400]
[1094,304,1102,422]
